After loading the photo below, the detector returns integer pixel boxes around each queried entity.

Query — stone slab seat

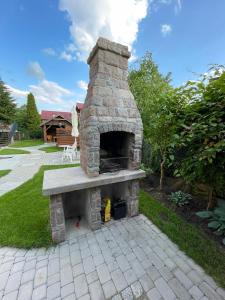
[42,166,145,196]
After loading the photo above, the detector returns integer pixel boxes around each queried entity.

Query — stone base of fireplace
[43,167,145,243]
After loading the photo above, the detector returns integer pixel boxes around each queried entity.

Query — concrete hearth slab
[43,167,145,196]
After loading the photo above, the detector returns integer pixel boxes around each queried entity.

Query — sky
[0,0,225,112]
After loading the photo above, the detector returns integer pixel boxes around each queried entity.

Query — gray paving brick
[21,268,35,284]
[139,274,154,292]
[24,259,36,271]
[48,258,59,276]
[97,263,111,284]
[111,294,122,300]
[61,282,74,298]
[89,280,105,300]
[70,250,82,266]
[123,268,137,286]
[189,285,204,300]
[2,290,18,300]
[83,256,95,274]
[130,259,145,278]
[158,266,174,282]
[63,293,77,300]
[47,281,60,300]
[93,253,104,266]
[61,266,73,286]
[73,263,84,277]
[10,260,25,274]
[74,274,88,298]
[0,271,10,291]
[5,271,22,293]
[102,280,117,299]
[47,273,60,286]
[81,247,91,259]
[86,270,98,284]
[155,277,176,300]
[17,281,33,300]
[147,287,162,300]
[111,268,128,292]
[168,278,191,300]
[199,282,223,300]
[116,255,130,272]
[32,284,47,300]
[34,267,47,288]
[121,286,133,300]
[174,269,193,290]
[131,281,143,298]
[79,294,90,300]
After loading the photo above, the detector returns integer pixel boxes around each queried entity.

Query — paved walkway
[0,215,224,300]
[0,145,79,196]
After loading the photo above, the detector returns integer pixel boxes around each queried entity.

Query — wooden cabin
[40,105,84,146]
[40,111,74,145]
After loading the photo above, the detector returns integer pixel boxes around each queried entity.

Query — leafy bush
[196,199,225,245]
[169,191,192,207]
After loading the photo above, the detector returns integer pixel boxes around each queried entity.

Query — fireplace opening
[100,131,134,173]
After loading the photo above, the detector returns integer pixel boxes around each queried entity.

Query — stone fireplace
[43,38,145,243]
[79,38,143,177]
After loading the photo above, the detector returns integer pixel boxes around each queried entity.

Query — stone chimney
[79,38,143,177]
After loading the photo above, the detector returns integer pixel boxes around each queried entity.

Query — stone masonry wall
[80,38,143,177]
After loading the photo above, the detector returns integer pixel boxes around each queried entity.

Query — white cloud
[59,0,148,61]
[174,0,182,14]
[6,85,28,99]
[27,61,45,80]
[60,51,75,62]
[42,48,56,56]
[161,24,172,36]
[77,80,88,91]
[30,79,73,104]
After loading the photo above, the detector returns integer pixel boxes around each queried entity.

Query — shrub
[196,199,225,245]
[169,191,192,207]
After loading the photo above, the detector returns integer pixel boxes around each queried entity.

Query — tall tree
[129,53,180,189]
[26,93,41,138]
[175,68,225,209]
[0,80,16,124]
[15,105,28,133]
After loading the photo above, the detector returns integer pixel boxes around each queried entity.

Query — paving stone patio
[0,145,79,196]
[0,215,224,300]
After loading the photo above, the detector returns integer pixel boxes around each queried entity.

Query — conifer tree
[0,80,16,124]
[26,93,41,138]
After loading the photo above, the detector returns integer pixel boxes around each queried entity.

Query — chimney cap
[87,37,131,64]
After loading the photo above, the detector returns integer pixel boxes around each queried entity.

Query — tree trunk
[159,158,165,191]
[207,187,217,210]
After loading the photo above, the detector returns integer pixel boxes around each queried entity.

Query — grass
[39,146,63,153]
[0,170,11,178]
[10,139,44,148]
[139,189,225,288]
[0,148,30,155]
[0,164,79,249]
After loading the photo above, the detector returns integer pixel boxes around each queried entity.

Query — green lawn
[139,189,225,289]
[0,169,11,178]
[0,148,30,155]
[39,146,63,153]
[10,139,44,147]
[0,164,79,249]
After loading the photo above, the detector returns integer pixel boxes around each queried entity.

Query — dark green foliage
[174,68,225,208]
[26,93,42,138]
[15,104,28,133]
[129,53,181,189]
[0,80,16,124]
[196,199,225,245]
[169,191,192,207]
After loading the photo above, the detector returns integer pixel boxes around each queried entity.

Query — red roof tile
[41,110,71,121]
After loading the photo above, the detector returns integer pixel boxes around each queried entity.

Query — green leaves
[169,191,192,207]
[196,199,225,245]
[196,211,214,218]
